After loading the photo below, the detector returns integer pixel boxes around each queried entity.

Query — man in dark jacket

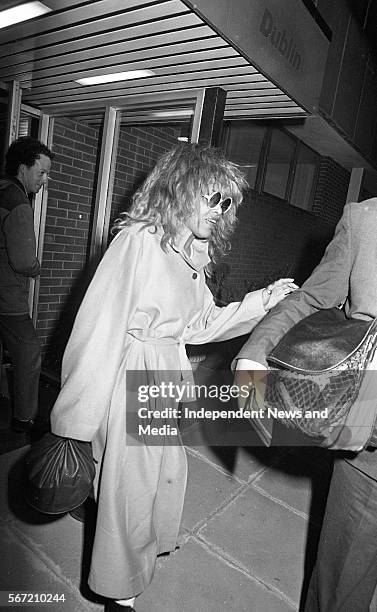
[0,137,53,433]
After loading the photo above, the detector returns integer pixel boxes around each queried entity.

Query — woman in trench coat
[50,143,296,611]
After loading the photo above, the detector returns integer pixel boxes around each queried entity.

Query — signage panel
[185,0,329,113]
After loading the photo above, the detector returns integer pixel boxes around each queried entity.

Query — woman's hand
[262,278,298,310]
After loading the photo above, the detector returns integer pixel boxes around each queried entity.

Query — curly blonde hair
[112,143,248,264]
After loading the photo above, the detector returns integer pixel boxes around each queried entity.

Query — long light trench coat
[51,222,266,599]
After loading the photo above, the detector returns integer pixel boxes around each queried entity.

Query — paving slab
[199,486,308,607]
[0,449,102,611]
[180,407,263,445]
[181,451,241,534]
[181,360,292,483]
[0,447,31,519]
[0,433,320,612]
[0,523,95,612]
[0,446,65,528]
[136,537,295,612]
[180,360,261,449]
[183,422,288,483]
[10,514,85,585]
[253,449,332,517]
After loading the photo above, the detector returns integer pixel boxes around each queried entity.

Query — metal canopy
[0,0,307,120]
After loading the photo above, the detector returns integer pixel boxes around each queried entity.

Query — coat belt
[126,330,195,397]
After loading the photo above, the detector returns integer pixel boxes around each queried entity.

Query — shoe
[104,601,135,611]
[11,417,35,433]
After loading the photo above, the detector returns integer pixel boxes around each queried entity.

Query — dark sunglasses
[203,191,233,214]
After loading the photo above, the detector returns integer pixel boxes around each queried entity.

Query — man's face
[18,154,51,194]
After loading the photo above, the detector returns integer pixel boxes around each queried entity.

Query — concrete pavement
[0,361,333,612]
[0,436,332,611]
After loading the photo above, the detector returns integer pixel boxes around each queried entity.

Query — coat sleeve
[3,204,40,276]
[50,229,144,441]
[186,283,267,345]
[235,203,352,367]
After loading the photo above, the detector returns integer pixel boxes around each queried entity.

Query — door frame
[47,89,207,265]
[8,86,223,320]
[5,81,53,322]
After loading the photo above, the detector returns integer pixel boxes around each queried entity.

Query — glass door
[17,105,53,325]
[88,99,196,266]
[19,105,41,139]
[32,92,204,373]
[108,109,194,247]
[0,83,8,172]
[35,109,105,372]
[0,90,50,323]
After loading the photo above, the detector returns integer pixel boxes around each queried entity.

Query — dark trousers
[305,459,377,612]
[0,313,41,421]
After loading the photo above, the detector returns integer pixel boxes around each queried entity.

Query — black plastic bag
[24,432,95,514]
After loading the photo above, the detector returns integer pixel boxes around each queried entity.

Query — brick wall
[37,117,100,371]
[208,192,335,304]
[38,120,180,372]
[208,156,350,304]
[109,124,180,231]
[311,157,350,223]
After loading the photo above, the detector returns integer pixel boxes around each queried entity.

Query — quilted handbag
[248,308,377,451]
[24,433,95,514]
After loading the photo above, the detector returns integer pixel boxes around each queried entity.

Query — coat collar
[0,175,29,198]
[170,227,211,271]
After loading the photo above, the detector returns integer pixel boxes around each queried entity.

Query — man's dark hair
[5,136,54,176]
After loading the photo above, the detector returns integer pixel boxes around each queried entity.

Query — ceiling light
[151,110,194,118]
[76,70,155,85]
[0,2,51,29]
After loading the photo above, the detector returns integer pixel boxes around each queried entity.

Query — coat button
[192,272,198,279]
